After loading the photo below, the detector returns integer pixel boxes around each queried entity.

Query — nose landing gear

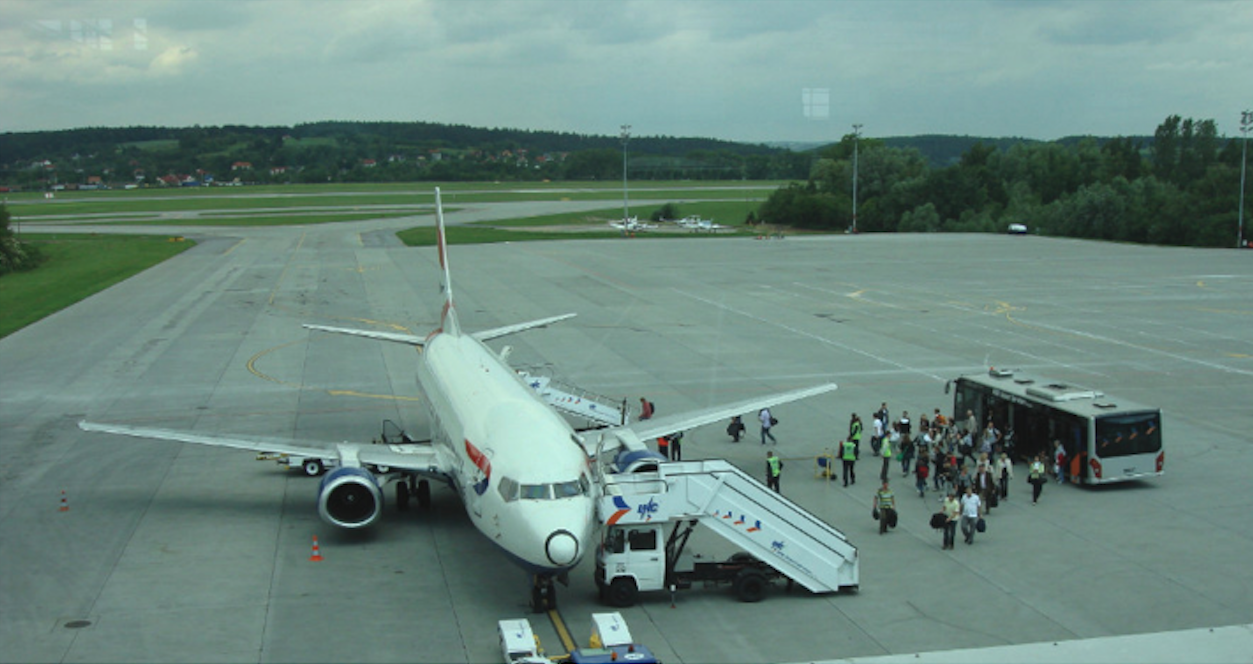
[531,575,557,613]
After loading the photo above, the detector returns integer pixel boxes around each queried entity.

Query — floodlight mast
[852,124,863,233]
[621,125,632,223]
[1239,110,1251,249]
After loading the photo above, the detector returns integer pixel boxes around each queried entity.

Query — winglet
[434,187,461,337]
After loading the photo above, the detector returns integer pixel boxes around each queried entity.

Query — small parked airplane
[79,188,835,609]
[672,215,727,232]
[607,216,655,231]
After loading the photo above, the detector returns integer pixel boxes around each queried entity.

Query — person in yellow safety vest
[879,431,893,482]
[841,438,858,487]
[765,451,783,493]
[848,413,863,456]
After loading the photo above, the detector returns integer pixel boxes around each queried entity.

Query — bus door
[1013,406,1051,463]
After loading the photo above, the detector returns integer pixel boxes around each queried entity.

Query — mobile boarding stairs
[600,459,860,595]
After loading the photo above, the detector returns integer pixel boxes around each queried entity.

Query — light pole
[851,123,862,233]
[620,125,632,223]
[1239,111,1251,249]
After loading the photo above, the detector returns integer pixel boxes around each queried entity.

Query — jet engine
[317,466,383,528]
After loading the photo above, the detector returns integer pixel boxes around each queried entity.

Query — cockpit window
[498,476,519,502]
[520,484,551,500]
[513,478,587,501]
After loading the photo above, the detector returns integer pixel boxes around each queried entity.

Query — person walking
[759,408,778,445]
[874,480,896,535]
[996,452,1013,500]
[879,429,893,482]
[848,413,863,458]
[1053,440,1067,484]
[975,463,996,513]
[942,490,960,549]
[639,397,654,421]
[726,416,745,442]
[960,485,983,545]
[668,431,683,461]
[765,451,783,493]
[914,449,930,498]
[841,437,858,487]
[1029,453,1047,504]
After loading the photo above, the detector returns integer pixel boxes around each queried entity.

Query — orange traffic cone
[309,536,323,562]
[58,491,69,512]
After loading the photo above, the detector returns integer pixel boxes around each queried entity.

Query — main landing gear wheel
[302,459,324,477]
[416,480,431,509]
[396,481,410,511]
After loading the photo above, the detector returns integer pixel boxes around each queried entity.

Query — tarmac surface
[2,201,1251,663]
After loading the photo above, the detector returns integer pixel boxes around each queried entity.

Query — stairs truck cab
[595,459,859,607]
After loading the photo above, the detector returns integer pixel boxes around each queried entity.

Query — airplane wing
[473,313,577,342]
[78,421,447,477]
[303,324,426,347]
[589,382,837,455]
[304,314,576,346]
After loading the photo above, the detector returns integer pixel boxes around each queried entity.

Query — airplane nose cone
[545,529,580,567]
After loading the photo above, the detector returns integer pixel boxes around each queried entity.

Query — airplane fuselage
[416,331,595,576]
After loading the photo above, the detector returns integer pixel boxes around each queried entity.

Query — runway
[2,203,1250,662]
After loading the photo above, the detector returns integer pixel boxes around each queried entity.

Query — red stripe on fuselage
[465,439,491,477]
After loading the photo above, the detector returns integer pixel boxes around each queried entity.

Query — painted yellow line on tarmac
[326,389,422,402]
[247,341,304,387]
[547,608,577,655]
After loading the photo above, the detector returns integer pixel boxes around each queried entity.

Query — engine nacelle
[317,466,383,528]
[612,448,667,474]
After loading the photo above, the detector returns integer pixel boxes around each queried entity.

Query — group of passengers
[857,404,1048,546]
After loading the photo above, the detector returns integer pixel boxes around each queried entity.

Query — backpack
[918,464,930,480]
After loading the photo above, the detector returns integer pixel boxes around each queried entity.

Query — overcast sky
[2,0,1249,143]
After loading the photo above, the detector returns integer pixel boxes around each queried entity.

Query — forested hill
[0,121,805,186]
[1,120,1150,188]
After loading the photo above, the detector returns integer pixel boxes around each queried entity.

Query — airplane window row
[498,474,591,502]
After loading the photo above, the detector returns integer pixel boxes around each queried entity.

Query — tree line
[0,122,807,187]
[758,115,1246,248]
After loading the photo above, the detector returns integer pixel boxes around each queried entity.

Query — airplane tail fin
[434,187,461,337]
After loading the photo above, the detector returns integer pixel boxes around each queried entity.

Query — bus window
[1096,413,1162,458]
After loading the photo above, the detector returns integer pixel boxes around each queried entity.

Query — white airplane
[607,216,654,231]
[673,215,728,232]
[79,188,836,609]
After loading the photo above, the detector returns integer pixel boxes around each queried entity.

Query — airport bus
[946,369,1163,484]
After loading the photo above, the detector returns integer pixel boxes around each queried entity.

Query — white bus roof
[955,369,1160,420]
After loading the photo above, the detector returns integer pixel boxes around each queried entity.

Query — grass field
[6,181,785,220]
[0,234,194,338]
[0,181,789,336]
